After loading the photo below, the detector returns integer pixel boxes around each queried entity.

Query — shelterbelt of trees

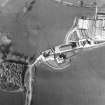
[54,0,105,7]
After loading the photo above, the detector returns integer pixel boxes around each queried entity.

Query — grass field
[0,0,105,105]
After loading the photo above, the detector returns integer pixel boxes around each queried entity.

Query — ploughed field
[0,0,105,105]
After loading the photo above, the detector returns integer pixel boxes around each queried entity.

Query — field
[0,0,105,105]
